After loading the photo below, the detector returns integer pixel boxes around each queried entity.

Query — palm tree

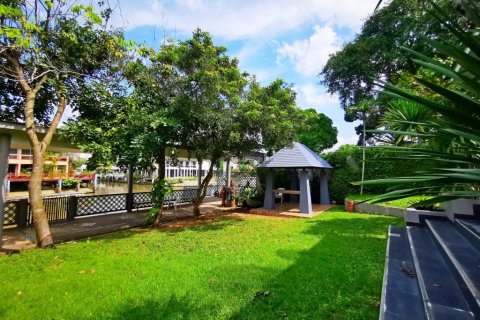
[379,100,436,145]
[356,0,480,203]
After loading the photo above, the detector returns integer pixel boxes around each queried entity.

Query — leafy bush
[62,178,80,188]
[323,145,434,203]
[146,179,174,225]
[236,187,256,202]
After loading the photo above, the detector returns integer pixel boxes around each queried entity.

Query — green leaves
[359,0,480,201]
[0,4,22,18]
[321,0,463,124]
[297,109,338,153]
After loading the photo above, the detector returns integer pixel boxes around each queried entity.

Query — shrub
[62,178,80,188]
[322,145,434,203]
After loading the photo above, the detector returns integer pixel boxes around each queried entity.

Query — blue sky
[109,0,381,150]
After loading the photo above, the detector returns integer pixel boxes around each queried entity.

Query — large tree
[69,30,301,219]
[296,109,337,153]
[0,1,125,247]
[167,30,249,216]
[356,0,480,203]
[321,0,463,142]
[159,31,301,216]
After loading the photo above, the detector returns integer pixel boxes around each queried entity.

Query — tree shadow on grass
[88,215,246,244]
[102,212,401,320]
[229,213,403,320]
[155,215,245,234]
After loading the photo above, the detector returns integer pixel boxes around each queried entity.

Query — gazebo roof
[258,142,333,169]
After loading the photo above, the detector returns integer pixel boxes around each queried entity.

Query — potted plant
[225,186,236,207]
[236,187,255,208]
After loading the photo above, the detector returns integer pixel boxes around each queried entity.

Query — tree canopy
[68,29,302,219]
[296,108,337,153]
[0,0,127,247]
[321,0,464,140]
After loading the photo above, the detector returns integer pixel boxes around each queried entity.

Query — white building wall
[151,158,212,180]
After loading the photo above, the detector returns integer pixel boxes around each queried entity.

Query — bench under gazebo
[257,142,332,215]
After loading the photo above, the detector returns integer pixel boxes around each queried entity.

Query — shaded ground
[2,199,231,251]
[0,207,402,319]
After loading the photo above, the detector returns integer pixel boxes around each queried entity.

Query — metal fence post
[67,196,77,221]
[15,198,28,228]
[126,193,134,213]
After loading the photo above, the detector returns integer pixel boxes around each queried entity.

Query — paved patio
[249,202,333,218]
[2,198,226,251]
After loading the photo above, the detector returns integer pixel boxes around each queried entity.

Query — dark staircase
[380,216,480,320]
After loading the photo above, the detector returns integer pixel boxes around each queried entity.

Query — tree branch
[32,74,48,95]
[3,51,32,94]
[41,96,67,152]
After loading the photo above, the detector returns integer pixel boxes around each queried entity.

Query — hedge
[322,145,434,203]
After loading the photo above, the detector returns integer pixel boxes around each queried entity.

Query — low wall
[344,199,404,218]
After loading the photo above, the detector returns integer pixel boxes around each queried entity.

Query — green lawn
[0,207,402,320]
[347,194,433,208]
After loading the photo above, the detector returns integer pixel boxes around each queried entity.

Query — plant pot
[346,200,355,212]
[226,199,235,207]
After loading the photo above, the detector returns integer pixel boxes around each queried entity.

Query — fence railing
[3,172,257,228]
[4,184,225,228]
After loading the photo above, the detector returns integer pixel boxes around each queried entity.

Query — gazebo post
[320,169,330,205]
[290,169,298,202]
[263,169,275,210]
[299,169,312,214]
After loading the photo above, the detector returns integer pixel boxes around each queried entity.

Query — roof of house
[258,142,332,169]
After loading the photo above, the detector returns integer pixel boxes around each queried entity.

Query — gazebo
[258,142,332,214]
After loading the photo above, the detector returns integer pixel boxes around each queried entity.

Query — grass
[347,194,433,208]
[0,207,402,320]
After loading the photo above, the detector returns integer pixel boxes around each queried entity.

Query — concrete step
[380,226,425,320]
[456,218,480,249]
[407,225,475,319]
[426,218,480,315]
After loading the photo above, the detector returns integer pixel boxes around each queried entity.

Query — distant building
[8,148,69,176]
[152,158,211,180]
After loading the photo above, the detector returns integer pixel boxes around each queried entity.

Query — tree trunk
[193,158,217,216]
[7,54,63,248]
[153,147,166,227]
[29,147,53,247]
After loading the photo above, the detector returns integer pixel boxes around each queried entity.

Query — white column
[226,159,231,187]
[0,134,12,249]
[198,160,203,188]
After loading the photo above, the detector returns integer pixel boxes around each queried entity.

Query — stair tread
[456,218,480,246]
[426,218,480,307]
[381,226,425,320]
[430,303,474,320]
[457,219,480,234]
[407,225,472,314]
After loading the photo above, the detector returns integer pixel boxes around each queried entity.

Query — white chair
[275,188,285,204]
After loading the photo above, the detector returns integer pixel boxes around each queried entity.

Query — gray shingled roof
[258,142,333,169]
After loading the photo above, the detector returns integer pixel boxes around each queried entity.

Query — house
[8,148,70,177]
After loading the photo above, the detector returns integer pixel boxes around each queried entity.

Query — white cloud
[111,0,378,39]
[58,106,78,127]
[324,135,359,153]
[277,25,340,76]
[174,0,205,11]
[296,83,338,109]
